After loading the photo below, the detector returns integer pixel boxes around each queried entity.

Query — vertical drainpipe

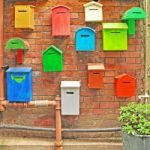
[0,0,4,102]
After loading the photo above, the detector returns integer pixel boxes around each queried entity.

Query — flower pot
[122,132,150,150]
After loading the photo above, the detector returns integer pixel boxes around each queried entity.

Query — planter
[122,132,150,150]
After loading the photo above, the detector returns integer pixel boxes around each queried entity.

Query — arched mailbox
[6,67,32,102]
[5,38,29,64]
[52,5,70,36]
[102,23,128,51]
[15,5,35,29]
[122,7,146,36]
[76,27,96,51]
[115,73,136,97]
[88,63,105,89]
[42,45,63,72]
[84,1,103,22]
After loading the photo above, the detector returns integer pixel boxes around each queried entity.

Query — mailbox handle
[66,92,74,94]
[81,35,90,37]
[132,12,141,14]
[18,10,27,12]
[122,81,131,84]
[89,9,98,10]
[110,32,121,34]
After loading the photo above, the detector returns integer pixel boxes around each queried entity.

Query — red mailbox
[88,63,105,89]
[115,73,136,97]
[52,5,70,37]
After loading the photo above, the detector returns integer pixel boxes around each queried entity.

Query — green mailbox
[122,7,146,36]
[42,45,63,72]
[102,23,128,51]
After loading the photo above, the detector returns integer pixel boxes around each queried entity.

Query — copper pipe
[0,0,4,101]
[55,96,63,150]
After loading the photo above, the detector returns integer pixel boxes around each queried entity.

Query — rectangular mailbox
[61,81,80,115]
[6,68,32,102]
[52,5,70,36]
[88,63,105,89]
[15,5,35,29]
[103,23,128,51]
[76,27,96,51]
[115,73,136,97]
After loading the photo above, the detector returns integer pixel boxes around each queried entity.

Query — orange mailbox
[88,63,105,89]
[115,73,136,97]
[52,5,70,37]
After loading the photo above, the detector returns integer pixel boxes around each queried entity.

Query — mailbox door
[88,71,103,88]
[52,6,70,36]
[15,6,33,29]
[85,6,102,22]
[43,51,63,72]
[103,29,127,51]
[6,70,32,102]
[61,88,79,115]
[76,28,95,51]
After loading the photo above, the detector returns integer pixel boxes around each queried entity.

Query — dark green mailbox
[122,7,146,36]
[42,45,63,72]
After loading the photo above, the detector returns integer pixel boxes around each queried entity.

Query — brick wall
[2,0,144,135]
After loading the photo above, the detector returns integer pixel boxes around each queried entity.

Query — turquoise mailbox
[122,7,146,36]
[75,27,96,51]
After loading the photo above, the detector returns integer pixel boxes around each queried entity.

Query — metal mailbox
[61,81,80,115]
[84,1,103,22]
[5,38,29,64]
[76,27,96,51]
[88,63,105,89]
[6,67,32,102]
[15,5,35,29]
[115,73,136,97]
[102,23,128,51]
[122,7,146,36]
[52,5,70,36]
[42,45,63,72]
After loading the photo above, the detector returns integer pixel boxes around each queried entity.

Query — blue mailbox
[75,27,96,51]
[6,67,32,102]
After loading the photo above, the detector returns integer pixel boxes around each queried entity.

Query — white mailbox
[84,1,103,22]
[61,81,80,115]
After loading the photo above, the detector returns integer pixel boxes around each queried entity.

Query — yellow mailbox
[15,5,35,29]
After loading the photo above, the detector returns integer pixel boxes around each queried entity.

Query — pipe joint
[55,140,63,147]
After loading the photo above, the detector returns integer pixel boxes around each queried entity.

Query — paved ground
[0,137,123,150]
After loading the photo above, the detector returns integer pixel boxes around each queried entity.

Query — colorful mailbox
[88,63,105,89]
[6,67,32,102]
[52,5,70,36]
[42,45,63,72]
[76,27,96,51]
[122,7,146,36]
[115,73,136,97]
[61,81,80,115]
[15,5,35,29]
[5,38,29,64]
[102,23,128,51]
[84,1,103,22]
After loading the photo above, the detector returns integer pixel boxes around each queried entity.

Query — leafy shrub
[119,103,150,135]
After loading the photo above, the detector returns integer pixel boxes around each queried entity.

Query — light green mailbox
[122,7,146,36]
[42,45,63,72]
[102,23,128,51]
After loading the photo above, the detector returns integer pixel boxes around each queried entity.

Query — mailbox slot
[6,67,32,102]
[15,5,35,29]
[76,27,95,51]
[61,81,80,115]
[52,5,70,36]
[88,63,105,89]
[84,1,103,22]
[115,73,136,97]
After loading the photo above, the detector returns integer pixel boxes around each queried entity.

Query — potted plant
[119,102,150,150]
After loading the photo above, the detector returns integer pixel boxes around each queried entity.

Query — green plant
[119,102,150,135]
